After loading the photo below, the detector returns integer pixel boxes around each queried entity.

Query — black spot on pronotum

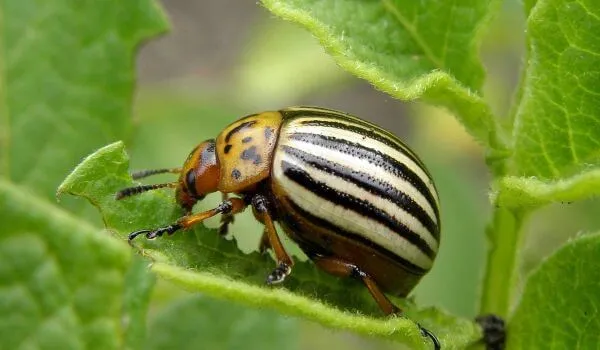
[240,146,256,160]
[241,146,262,165]
[231,169,241,180]
[242,136,252,143]
[224,144,232,154]
[225,121,257,142]
[264,127,274,140]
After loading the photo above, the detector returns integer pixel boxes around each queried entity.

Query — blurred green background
[117,1,600,349]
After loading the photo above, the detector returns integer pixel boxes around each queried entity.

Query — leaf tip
[56,141,129,200]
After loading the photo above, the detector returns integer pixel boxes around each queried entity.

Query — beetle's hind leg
[311,255,440,350]
[251,194,293,284]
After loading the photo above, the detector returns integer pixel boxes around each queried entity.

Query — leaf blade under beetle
[261,0,505,152]
[58,141,483,349]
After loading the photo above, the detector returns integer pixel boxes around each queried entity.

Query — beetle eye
[185,170,199,198]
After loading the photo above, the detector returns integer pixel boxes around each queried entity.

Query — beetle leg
[218,193,236,236]
[258,231,271,254]
[128,197,247,241]
[251,194,293,284]
[311,255,440,350]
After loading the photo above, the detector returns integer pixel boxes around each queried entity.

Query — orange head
[115,140,220,213]
[175,140,220,212]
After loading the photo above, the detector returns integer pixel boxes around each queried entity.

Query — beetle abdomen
[271,108,440,282]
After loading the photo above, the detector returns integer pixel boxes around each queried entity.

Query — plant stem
[479,206,527,317]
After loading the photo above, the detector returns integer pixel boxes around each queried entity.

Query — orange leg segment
[128,197,247,241]
[311,255,440,350]
[252,194,293,284]
[258,231,271,254]
[311,255,399,315]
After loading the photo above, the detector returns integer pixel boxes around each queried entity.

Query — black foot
[417,323,440,350]
[476,314,505,350]
[128,223,182,241]
[266,262,291,285]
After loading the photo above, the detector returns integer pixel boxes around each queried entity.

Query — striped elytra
[117,106,442,349]
[271,107,440,296]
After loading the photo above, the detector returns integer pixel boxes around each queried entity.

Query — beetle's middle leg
[258,230,272,254]
[252,194,293,284]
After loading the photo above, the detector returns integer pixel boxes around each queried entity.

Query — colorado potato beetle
[117,106,442,348]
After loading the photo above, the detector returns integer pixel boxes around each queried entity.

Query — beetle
[116,106,441,349]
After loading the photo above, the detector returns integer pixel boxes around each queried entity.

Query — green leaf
[511,0,600,179]
[58,141,483,349]
[146,294,298,350]
[0,179,151,350]
[122,256,155,350]
[508,232,600,348]
[0,0,168,199]
[524,0,537,16]
[480,0,600,318]
[0,1,167,349]
[494,169,600,208]
[261,0,505,151]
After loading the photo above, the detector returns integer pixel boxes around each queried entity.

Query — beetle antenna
[115,182,178,200]
[130,168,181,180]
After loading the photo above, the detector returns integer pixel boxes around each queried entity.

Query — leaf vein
[380,0,444,69]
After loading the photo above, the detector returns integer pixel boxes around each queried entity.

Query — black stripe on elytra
[225,121,257,143]
[282,145,439,240]
[282,107,423,166]
[282,107,345,121]
[299,119,427,172]
[287,132,440,220]
[281,161,436,260]
[283,196,428,274]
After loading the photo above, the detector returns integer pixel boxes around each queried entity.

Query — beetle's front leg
[128,197,247,241]
[218,193,236,236]
[251,194,294,284]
